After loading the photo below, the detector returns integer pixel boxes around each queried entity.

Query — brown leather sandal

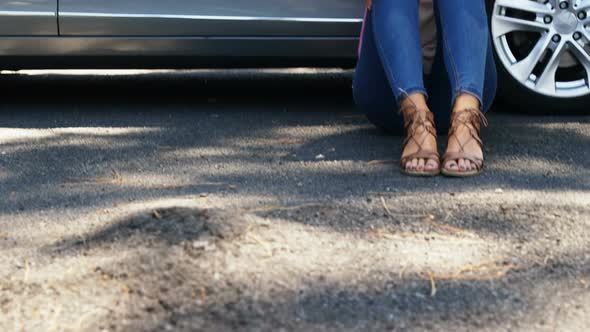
[399,106,440,177]
[441,108,488,177]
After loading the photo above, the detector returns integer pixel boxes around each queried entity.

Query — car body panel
[0,37,359,69]
[0,0,57,35]
[0,1,364,69]
[58,0,364,37]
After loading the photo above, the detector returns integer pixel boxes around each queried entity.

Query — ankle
[453,94,480,113]
[400,93,428,112]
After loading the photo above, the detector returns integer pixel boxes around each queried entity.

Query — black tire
[486,0,590,114]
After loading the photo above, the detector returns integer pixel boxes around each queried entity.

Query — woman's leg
[427,2,497,133]
[352,10,403,134]
[434,0,497,173]
[353,2,438,173]
[436,0,489,106]
[481,38,498,113]
[370,0,427,100]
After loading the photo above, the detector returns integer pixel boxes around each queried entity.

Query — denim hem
[452,87,484,111]
[395,87,429,105]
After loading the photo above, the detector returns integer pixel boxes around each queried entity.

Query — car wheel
[488,0,590,114]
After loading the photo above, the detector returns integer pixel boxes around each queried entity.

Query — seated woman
[354,0,497,177]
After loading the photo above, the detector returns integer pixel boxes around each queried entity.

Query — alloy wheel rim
[492,0,590,98]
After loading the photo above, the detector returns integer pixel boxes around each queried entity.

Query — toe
[405,161,412,171]
[445,160,458,171]
[425,159,438,171]
[458,159,466,171]
[417,159,425,171]
[411,159,418,170]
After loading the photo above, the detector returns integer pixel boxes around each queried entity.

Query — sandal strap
[447,107,487,154]
[449,108,488,133]
[442,151,484,170]
[443,108,487,170]
[401,151,440,167]
[399,105,439,167]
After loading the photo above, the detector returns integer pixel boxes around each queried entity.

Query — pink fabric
[358,8,368,57]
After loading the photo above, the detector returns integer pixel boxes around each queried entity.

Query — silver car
[1,0,588,113]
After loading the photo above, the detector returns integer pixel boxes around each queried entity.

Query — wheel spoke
[496,0,554,15]
[568,39,590,82]
[573,1,590,24]
[492,15,548,38]
[575,0,590,10]
[512,33,553,82]
[536,41,567,94]
[578,13,590,26]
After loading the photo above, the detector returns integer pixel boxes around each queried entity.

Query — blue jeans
[353,0,497,134]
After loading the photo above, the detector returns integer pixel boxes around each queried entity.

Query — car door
[0,0,57,35]
[58,0,363,37]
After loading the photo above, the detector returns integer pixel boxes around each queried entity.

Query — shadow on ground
[38,205,590,331]
[0,71,588,217]
[1,70,589,331]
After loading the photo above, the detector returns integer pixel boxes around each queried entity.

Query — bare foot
[399,93,439,174]
[443,94,487,174]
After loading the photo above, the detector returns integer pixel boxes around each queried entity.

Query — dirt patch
[46,207,253,255]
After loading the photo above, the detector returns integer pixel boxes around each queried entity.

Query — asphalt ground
[0,69,589,331]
